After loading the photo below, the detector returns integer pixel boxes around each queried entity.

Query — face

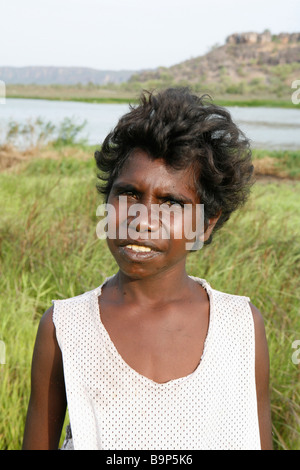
[105,149,216,280]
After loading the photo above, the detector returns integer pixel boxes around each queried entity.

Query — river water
[0,98,300,150]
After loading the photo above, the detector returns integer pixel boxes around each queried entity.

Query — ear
[188,210,222,251]
[203,211,222,242]
[190,211,222,251]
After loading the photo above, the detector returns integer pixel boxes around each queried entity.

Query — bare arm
[250,303,273,450]
[22,306,67,450]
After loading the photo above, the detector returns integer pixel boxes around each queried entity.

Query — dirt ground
[0,144,298,184]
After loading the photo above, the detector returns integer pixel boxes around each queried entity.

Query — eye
[117,189,139,200]
[164,199,184,208]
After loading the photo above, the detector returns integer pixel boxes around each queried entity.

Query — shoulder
[248,302,269,350]
[198,278,268,342]
[51,287,102,348]
[52,287,100,321]
[35,305,58,352]
[249,302,265,328]
[205,279,269,363]
[37,305,55,338]
[209,285,268,346]
[52,287,99,304]
[209,284,252,314]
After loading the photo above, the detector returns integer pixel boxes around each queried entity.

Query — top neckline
[93,275,214,388]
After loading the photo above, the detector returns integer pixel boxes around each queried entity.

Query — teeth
[126,244,152,252]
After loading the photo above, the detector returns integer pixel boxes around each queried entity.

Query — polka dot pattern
[52,276,261,450]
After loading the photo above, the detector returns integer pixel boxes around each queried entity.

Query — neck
[112,265,192,306]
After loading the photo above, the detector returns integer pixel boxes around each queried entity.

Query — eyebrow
[162,192,193,205]
[112,182,141,194]
[112,182,194,204]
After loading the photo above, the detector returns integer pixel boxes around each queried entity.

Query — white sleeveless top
[52,276,261,450]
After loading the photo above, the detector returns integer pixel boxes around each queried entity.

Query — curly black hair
[95,88,254,245]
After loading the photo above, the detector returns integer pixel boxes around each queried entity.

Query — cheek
[170,207,197,238]
[171,212,186,240]
[171,206,205,248]
[105,197,129,240]
[154,207,198,242]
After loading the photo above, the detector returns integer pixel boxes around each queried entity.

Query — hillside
[3,31,300,105]
[0,66,136,85]
[129,31,300,99]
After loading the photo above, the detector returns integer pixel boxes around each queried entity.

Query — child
[22,88,272,450]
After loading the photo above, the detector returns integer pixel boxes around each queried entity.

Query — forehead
[115,149,196,194]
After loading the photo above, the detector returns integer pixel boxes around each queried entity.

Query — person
[22,88,272,450]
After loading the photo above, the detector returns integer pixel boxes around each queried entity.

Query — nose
[128,200,160,234]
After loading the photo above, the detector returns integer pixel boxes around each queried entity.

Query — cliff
[226,31,300,45]
[129,31,300,99]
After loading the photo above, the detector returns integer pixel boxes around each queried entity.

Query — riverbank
[6,84,135,104]
[6,84,299,108]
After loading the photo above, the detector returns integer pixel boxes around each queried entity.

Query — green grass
[215,99,299,109]
[6,83,300,108]
[7,94,299,108]
[6,95,137,105]
[0,153,299,450]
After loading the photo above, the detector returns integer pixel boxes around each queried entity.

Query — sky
[1,0,300,71]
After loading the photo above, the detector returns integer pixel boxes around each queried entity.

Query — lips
[118,240,162,261]
[119,240,161,252]
[126,244,152,253]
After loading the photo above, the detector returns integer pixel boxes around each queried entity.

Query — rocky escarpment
[226,31,300,45]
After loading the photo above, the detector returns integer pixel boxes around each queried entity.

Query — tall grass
[0,154,299,450]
